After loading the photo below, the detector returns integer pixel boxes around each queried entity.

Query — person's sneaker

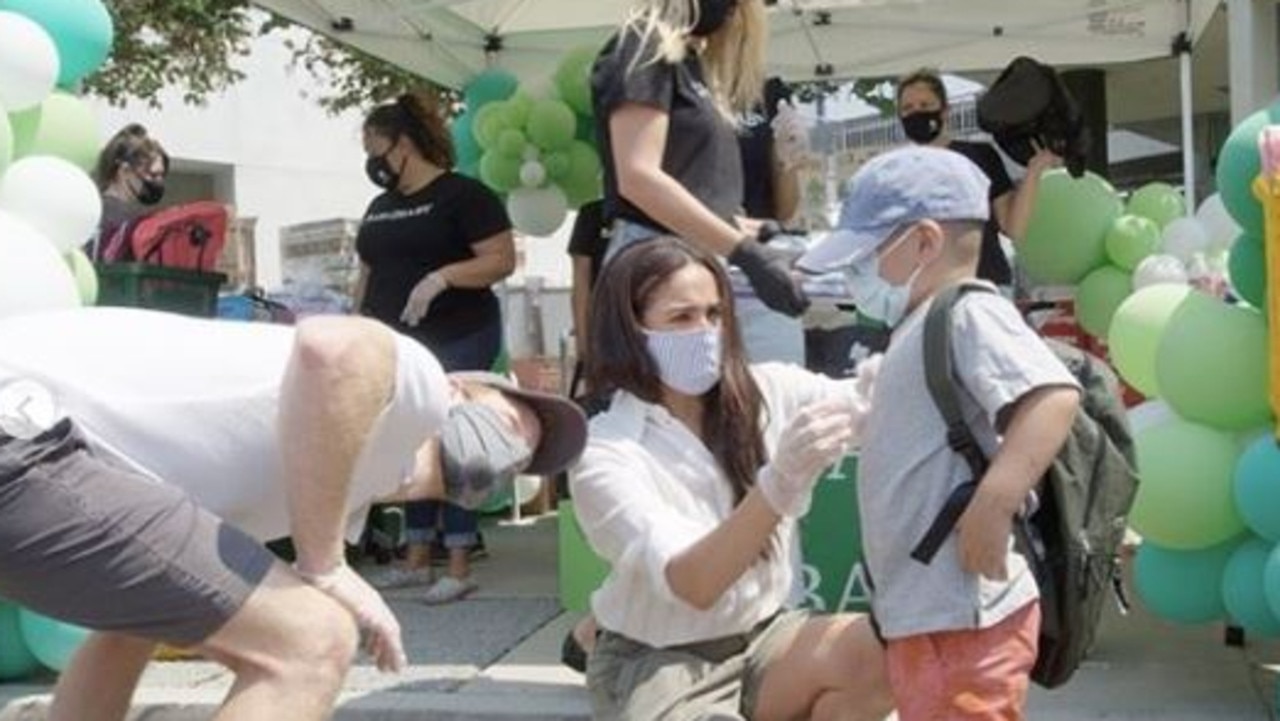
[361,565,431,590]
[421,575,478,605]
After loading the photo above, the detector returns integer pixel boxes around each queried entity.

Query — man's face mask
[439,401,533,510]
[692,0,739,36]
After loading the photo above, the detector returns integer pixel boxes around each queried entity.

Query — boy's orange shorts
[885,601,1040,721]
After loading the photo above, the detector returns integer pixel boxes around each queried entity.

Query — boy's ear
[916,219,948,262]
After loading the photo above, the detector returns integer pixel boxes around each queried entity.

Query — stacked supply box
[278,219,361,299]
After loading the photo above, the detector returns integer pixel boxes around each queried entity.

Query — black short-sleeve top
[591,28,744,230]
[356,172,512,343]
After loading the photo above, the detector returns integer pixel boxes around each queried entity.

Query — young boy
[799,146,1081,720]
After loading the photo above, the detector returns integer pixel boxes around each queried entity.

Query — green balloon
[479,150,521,193]
[1155,290,1270,430]
[1234,436,1280,542]
[543,151,571,181]
[558,500,609,613]
[1224,538,1280,637]
[1130,418,1246,549]
[1228,233,1266,311]
[9,90,99,170]
[1126,182,1186,229]
[1105,214,1161,271]
[450,112,481,170]
[463,68,517,110]
[0,602,39,680]
[565,140,601,188]
[554,46,598,117]
[0,0,113,87]
[1134,538,1238,624]
[527,99,576,152]
[1021,169,1123,285]
[1075,264,1132,339]
[1216,99,1280,238]
[64,248,96,305]
[1107,283,1192,397]
[505,93,534,130]
[497,128,527,157]
[472,102,512,151]
[17,609,88,672]
[0,103,11,176]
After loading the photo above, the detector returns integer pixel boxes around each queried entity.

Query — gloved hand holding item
[294,562,407,673]
[757,399,864,518]
[771,99,811,170]
[400,271,449,327]
[729,237,810,317]
[853,353,883,403]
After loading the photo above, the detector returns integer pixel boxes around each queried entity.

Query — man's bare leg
[199,565,358,721]
[49,632,155,721]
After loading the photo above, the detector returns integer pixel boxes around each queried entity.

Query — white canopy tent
[253,0,1225,202]
[252,0,1219,87]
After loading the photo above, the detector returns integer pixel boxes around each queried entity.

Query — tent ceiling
[253,0,1222,90]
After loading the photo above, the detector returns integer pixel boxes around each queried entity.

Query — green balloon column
[1111,104,1280,633]
[457,49,603,238]
[0,0,110,678]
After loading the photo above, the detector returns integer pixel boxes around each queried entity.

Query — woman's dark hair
[896,67,948,108]
[93,123,170,191]
[364,91,455,169]
[586,237,768,505]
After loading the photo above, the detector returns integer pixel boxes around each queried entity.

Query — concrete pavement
[1,512,1277,720]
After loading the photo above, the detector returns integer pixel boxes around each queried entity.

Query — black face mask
[365,151,401,190]
[691,0,738,36]
[900,109,944,144]
[133,177,165,206]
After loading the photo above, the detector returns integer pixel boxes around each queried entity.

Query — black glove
[728,236,810,318]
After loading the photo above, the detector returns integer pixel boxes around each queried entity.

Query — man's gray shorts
[0,420,275,646]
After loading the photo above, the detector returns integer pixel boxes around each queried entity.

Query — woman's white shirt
[570,362,858,647]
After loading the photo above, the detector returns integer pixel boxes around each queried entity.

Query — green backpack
[910,282,1140,689]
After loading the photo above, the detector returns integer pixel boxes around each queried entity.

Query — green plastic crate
[94,263,227,318]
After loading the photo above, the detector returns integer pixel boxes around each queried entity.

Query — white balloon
[1194,193,1243,253]
[519,160,547,188]
[0,209,80,318]
[0,156,102,253]
[0,12,59,112]
[1160,217,1210,261]
[507,186,568,237]
[1127,400,1176,435]
[1132,253,1189,289]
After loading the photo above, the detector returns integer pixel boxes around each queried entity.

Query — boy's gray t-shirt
[858,287,1079,639]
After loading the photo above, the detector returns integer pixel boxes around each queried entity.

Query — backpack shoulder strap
[911,281,998,564]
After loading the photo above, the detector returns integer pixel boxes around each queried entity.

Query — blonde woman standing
[590,0,808,319]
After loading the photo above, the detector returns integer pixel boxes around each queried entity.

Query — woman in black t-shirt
[90,124,170,260]
[895,68,1061,286]
[355,91,515,604]
[590,0,807,318]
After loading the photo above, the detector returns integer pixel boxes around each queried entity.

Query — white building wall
[89,27,374,287]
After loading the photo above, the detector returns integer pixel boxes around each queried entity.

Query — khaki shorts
[0,420,274,646]
[586,609,808,721]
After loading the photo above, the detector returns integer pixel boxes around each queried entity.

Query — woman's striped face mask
[642,324,723,397]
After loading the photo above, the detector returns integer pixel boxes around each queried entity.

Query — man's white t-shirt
[0,308,451,542]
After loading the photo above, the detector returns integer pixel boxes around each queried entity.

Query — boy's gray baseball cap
[798,146,991,273]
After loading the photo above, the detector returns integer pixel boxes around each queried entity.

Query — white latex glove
[294,563,407,673]
[400,271,448,327]
[770,99,810,170]
[758,399,862,518]
[853,353,883,403]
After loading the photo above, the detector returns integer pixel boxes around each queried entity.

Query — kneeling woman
[572,238,893,720]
